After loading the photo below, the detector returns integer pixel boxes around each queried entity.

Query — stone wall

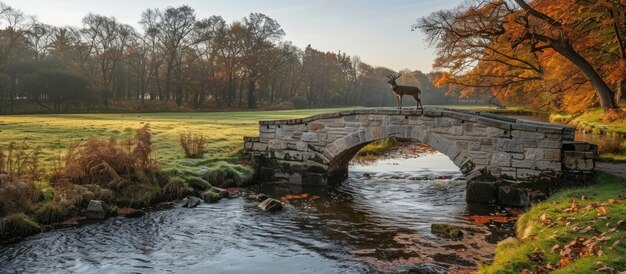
[244,108,595,191]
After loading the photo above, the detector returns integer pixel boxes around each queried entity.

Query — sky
[2,0,460,73]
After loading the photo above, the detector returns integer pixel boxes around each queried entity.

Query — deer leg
[396,96,400,109]
[413,95,422,109]
[399,96,403,109]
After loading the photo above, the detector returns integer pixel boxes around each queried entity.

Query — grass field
[0,108,360,169]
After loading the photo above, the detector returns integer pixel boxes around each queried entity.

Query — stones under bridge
[244,108,596,204]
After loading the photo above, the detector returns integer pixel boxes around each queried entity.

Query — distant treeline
[0,2,481,114]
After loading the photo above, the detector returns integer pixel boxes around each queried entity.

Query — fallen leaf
[558,256,570,267]
[551,244,560,252]
[597,207,608,216]
[608,198,620,205]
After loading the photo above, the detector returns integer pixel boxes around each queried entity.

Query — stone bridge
[244,108,596,204]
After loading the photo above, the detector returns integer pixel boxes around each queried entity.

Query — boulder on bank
[181,196,202,208]
[498,186,530,207]
[202,187,229,203]
[431,223,464,239]
[466,181,497,204]
[86,200,107,219]
[258,198,283,212]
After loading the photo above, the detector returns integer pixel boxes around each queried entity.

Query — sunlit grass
[0,108,361,170]
[480,173,626,273]
[550,108,626,136]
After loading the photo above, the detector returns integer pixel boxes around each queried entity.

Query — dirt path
[596,162,626,181]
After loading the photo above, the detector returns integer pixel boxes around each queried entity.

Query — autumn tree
[416,0,625,118]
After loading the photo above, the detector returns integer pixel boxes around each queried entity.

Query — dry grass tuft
[57,124,157,188]
[0,141,43,183]
[179,132,206,158]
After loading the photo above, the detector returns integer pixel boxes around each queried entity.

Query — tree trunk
[551,42,621,113]
[247,78,257,109]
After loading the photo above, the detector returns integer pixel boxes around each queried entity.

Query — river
[0,145,516,274]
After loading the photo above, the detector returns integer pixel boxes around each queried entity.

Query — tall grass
[56,124,157,188]
[179,132,206,158]
[0,141,43,182]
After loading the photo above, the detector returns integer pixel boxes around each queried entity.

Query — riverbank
[481,172,626,273]
[550,108,626,162]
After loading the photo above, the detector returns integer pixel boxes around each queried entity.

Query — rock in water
[258,198,283,212]
[212,187,229,198]
[431,223,464,239]
[256,194,269,202]
[202,190,222,203]
[86,200,107,219]
[182,196,202,208]
[247,193,269,202]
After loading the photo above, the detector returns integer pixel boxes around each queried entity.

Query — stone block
[259,132,275,139]
[268,139,286,150]
[466,181,497,204]
[544,149,561,161]
[535,160,561,171]
[489,127,512,138]
[491,153,512,167]
[524,148,545,161]
[301,132,319,143]
[512,159,532,168]
[497,139,524,153]
[308,122,325,131]
[511,130,545,139]
[260,125,276,133]
[296,141,309,151]
[326,122,346,128]
[252,143,268,151]
[538,140,562,148]
[517,168,542,179]
[468,141,481,151]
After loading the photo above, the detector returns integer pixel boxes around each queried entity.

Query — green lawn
[481,173,626,273]
[0,108,360,168]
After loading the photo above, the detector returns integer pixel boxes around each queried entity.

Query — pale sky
[2,0,459,72]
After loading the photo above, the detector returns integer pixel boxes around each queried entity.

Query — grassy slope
[550,108,626,161]
[0,108,359,169]
[550,108,626,136]
[481,173,626,273]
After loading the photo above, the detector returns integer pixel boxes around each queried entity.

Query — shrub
[179,132,206,158]
[57,124,157,188]
[0,213,41,241]
[186,176,210,192]
[162,177,192,200]
[34,202,67,225]
[0,141,44,183]
[0,180,43,217]
[290,96,309,109]
[202,161,253,188]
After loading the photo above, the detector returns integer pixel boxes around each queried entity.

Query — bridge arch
[244,108,595,202]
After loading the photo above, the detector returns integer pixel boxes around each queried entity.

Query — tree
[240,13,290,109]
[22,68,92,113]
[416,0,625,118]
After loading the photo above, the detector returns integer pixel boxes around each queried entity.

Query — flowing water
[0,149,516,274]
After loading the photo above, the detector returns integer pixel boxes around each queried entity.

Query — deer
[386,74,422,109]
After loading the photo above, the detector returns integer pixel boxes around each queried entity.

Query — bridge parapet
[244,108,596,203]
